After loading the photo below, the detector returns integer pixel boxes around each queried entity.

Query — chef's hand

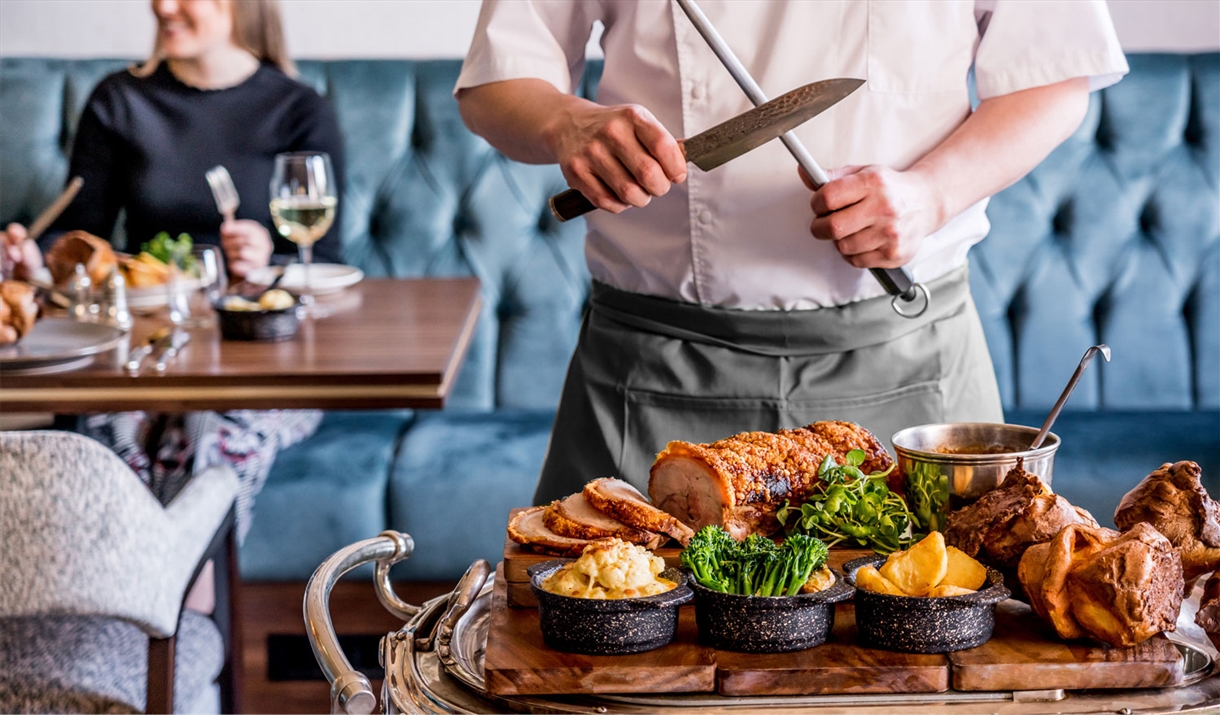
[2,223,44,280]
[550,103,688,213]
[802,165,945,269]
[220,219,273,279]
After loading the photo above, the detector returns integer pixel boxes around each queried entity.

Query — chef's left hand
[801,165,945,269]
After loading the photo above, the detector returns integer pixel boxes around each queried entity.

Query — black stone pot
[844,555,1011,654]
[528,560,693,655]
[689,571,854,653]
[213,299,300,341]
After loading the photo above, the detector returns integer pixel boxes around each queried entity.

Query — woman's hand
[548,102,688,214]
[220,219,273,279]
[802,166,945,270]
[2,223,45,280]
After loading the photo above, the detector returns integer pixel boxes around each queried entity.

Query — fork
[205,165,240,223]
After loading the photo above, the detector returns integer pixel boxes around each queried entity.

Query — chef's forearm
[457,79,587,165]
[909,77,1090,226]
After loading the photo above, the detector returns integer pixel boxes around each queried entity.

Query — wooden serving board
[483,568,717,696]
[949,600,1185,691]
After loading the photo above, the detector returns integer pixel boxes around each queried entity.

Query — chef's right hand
[550,102,687,213]
[2,223,44,281]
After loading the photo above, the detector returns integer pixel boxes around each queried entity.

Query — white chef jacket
[456,0,1128,310]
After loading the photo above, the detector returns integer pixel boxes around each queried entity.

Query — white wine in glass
[269,152,337,316]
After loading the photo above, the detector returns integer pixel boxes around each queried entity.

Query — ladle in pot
[1029,344,1111,450]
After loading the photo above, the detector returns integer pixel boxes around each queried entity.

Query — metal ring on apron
[891,282,931,319]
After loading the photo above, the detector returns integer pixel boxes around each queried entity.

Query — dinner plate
[126,277,203,313]
[0,318,125,374]
[247,264,363,295]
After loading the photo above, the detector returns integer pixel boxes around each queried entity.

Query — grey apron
[533,266,1003,506]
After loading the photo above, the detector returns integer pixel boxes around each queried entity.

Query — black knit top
[48,62,344,264]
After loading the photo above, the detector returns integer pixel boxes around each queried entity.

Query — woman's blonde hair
[132,0,296,79]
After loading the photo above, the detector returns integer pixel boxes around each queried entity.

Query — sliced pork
[542,492,665,549]
[507,506,592,557]
[583,477,695,545]
[648,421,894,540]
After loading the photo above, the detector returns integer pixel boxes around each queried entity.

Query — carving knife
[548,77,863,222]
[675,0,928,317]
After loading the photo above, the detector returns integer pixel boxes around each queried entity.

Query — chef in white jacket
[455,0,1129,506]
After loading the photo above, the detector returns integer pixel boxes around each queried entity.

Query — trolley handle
[304,530,418,715]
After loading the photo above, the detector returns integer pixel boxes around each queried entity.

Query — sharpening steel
[675,0,929,318]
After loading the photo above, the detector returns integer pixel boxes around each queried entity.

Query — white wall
[0,0,1216,59]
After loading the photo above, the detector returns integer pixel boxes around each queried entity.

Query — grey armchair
[0,431,241,714]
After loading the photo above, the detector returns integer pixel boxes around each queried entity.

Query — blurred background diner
[0,0,1217,712]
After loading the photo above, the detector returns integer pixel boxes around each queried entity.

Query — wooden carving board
[949,600,1184,691]
[483,568,716,696]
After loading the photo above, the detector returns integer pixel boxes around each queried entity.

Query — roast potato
[879,531,948,596]
[855,565,907,596]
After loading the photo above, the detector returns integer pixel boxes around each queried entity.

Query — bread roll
[0,281,39,346]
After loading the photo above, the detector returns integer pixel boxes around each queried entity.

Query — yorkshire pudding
[944,461,1098,571]
[45,230,116,286]
[1115,461,1220,581]
[1019,522,1183,647]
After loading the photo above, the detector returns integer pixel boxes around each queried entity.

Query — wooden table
[0,278,481,412]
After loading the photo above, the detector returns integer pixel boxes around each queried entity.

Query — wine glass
[269,152,337,317]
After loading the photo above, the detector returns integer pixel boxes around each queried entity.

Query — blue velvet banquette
[1,54,1217,583]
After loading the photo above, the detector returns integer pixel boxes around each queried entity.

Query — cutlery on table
[126,327,172,375]
[205,165,240,223]
[153,331,190,374]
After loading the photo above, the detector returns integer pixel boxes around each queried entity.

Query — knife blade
[126,327,172,374]
[154,331,190,374]
[548,78,863,222]
[675,0,926,315]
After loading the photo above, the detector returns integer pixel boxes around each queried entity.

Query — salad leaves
[141,232,195,271]
[906,461,949,533]
[776,449,921,555]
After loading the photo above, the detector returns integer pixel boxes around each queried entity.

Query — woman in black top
[4,0,343,278]
[2,0,338,541]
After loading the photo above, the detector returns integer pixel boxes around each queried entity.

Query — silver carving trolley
[305,531,1220,715]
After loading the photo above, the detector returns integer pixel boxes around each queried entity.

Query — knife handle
[548,189,595,223]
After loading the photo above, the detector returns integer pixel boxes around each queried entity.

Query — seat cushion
[0,610,222,714]
[239,410,412,581]
[387,410,554,580]
[1005,409,1220,527]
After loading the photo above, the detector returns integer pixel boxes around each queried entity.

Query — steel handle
[417,559,491,653]
[304,530,418,715]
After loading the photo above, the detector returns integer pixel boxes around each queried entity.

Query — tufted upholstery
[2,56,1217,580]
[976,54,1219,413]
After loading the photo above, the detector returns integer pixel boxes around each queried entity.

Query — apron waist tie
[589,266,971,357]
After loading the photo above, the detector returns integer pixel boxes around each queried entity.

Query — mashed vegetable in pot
[543,538,676,599]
